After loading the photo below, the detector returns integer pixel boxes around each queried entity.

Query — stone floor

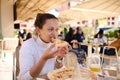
[0,52,14,80]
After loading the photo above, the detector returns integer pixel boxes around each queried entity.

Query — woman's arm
[29,56,47,78]
[29,44,58,78]
[19,44,57,80]
[109,39,120,50]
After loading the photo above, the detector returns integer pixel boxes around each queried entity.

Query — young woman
[18,13,69,80]
[76,27,85,43]
[94,29,107,45]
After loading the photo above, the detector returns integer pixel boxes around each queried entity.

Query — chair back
[101,46,118,60]
[3,38,18,52]
[101,46,118,76]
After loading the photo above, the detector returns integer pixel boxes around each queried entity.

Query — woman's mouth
[51,37,56,43]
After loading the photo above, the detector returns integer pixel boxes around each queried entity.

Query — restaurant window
[68,2,70,7]
[82,21,85,24]
[108,22,110,25]
[112,22,114,25]
[112,17,115,20]
[77,22,80,24]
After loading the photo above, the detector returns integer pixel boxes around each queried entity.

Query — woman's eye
[56,29,59,32]
[48,28,58,32]
[48,29,54,31]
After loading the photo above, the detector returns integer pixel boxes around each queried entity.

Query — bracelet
[56,58,63,63]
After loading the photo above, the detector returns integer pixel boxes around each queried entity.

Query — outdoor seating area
[0,0,120,80]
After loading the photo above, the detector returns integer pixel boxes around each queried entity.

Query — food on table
[47,67,74,80]
[52,38,68,47]
[47,67,97,80]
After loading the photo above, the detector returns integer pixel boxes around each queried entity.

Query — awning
[59,9,118,23]
[16,0,71,21]
[73,0,120,16]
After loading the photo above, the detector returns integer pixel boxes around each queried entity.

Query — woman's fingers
[57,47,68,57]
[43,43,71,60]
[47,44,55,51]
[67,44,72,50]
[42,44,58,59]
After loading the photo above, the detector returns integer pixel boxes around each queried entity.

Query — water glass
[89,53,101,73]
[63,52,78,68]
[72,64,91,80]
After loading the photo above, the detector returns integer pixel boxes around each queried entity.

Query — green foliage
[108,29,118,38]
[82,27,95,36]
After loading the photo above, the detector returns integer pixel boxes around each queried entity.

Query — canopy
[73,0,120,15]
[59,9,118,23]
[16,0,71,21]
[59,0,120,23]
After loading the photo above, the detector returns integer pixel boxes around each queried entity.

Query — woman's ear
[35,27,41,36]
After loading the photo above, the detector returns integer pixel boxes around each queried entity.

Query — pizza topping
[48,67,75,80]
[52,38,68,47]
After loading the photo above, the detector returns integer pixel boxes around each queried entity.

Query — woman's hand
[56,46,67,58]
[57,43,72,58]
[41,43,72,60]
[41,44,58,60]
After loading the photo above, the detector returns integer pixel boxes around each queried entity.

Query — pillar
[0,0,14,39]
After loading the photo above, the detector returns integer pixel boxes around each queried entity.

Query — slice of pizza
[47,67,75,80]
[53,38,68,47]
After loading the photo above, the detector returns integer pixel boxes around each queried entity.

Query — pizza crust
[47,67,74,80]
[47,67,97,80]
[53,39,68,47]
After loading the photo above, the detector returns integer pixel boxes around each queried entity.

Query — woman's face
[73,29,76,35]
[38,19,59,43]
[78,28,82,34]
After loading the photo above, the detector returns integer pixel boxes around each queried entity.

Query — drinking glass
[89,53,101,73]
[63,52,78,68]
[71,63,91,80]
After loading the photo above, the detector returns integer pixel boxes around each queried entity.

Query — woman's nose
[52,31,58,37]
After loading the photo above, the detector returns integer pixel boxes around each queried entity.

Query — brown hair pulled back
[34,13,58,29]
